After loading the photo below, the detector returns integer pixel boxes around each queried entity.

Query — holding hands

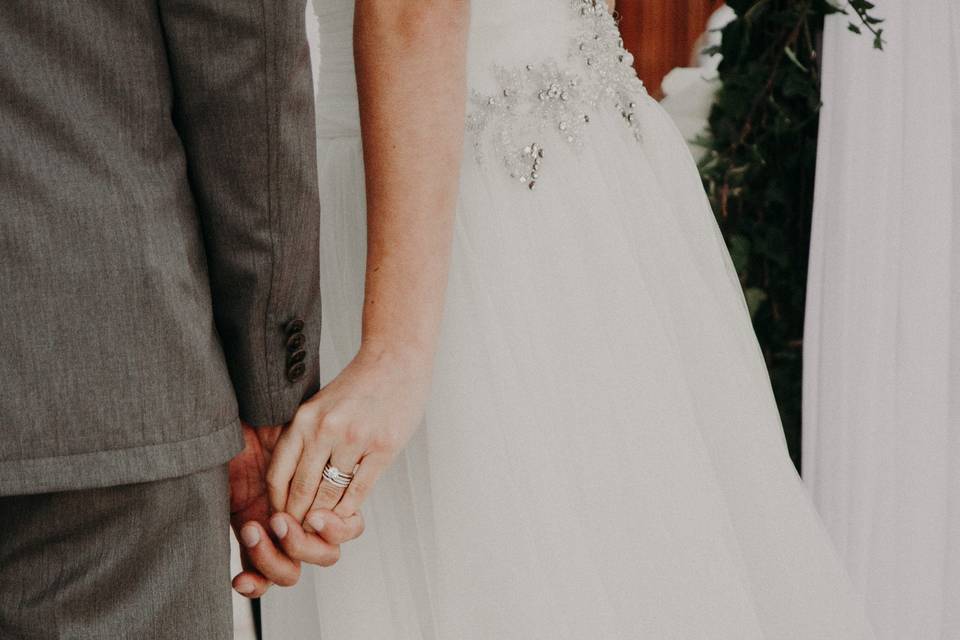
[230,0,466,596]
[228,423,365,598]
[268,342,432,525]
[229,343,432,596]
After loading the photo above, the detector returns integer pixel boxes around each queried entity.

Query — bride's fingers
[331,453,387,519]
[306,448,362,516]
[266,429,304,512]
[305,510,366,545]
[268,512,342,567]
[284,444,333,522]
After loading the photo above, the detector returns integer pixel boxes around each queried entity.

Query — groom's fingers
[238,521,302,587]
[269,513,342,567]
[234,548,273,598]
[232,569,272,599]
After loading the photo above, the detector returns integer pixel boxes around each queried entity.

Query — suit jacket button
[285,318,305,335]
[286,333,305,352]
[286,361,306,382]
[288,349,306,365]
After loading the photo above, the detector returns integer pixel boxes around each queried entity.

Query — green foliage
[846,0,886,49]
[698,0,882,471]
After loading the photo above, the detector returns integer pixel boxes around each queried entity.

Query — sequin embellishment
[466,0,648,189]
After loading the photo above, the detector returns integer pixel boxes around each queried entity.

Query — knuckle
[346,478,370,500]
[318,483,343,502]
[343,425,365,446]
[371,430,399,453]
[289,477,317,500]
[282,536,303,558]
[265,470,287,492]
[296,402,321,426]
[319,411,348,434]
[301,425,322,445]
[332,503,353,521]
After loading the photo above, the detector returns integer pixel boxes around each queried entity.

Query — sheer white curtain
[803,3,960,638]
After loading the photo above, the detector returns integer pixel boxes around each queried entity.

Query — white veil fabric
[803,4,960,638]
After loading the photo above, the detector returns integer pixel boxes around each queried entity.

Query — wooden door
[617,0,724,99]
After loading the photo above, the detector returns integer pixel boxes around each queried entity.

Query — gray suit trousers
[0,465,231,640]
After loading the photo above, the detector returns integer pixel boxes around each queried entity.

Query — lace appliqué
[466,0,648,190]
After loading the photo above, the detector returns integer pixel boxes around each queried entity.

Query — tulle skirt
[261,85,875,637]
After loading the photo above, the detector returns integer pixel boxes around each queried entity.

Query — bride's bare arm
[354,0,469,360]
[266,0,470,528]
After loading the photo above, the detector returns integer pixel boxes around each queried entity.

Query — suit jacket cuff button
[286,361,307,382]
[286,332,305,352]
[285,318,305,335]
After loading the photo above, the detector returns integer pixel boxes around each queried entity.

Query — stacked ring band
[323,463,354,489]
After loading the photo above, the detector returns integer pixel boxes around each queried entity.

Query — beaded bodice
[311,0,650,189]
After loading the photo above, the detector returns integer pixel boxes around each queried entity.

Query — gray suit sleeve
[158,0,321,426]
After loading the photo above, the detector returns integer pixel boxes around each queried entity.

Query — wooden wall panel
[617,0,723,99]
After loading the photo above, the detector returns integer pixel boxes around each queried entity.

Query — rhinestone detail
[466,0,648,189]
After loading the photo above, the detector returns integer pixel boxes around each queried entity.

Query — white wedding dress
[263,1,876,638]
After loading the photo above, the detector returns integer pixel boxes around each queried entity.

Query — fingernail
[240,524,260,548]
[235,580,254,595]
[270,514,288,539]
[306,512,325,532]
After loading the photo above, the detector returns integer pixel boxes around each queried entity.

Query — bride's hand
[267,341,432,524]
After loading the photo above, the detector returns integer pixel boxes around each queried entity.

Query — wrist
[356,335,436,373]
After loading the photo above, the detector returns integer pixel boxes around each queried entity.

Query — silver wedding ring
[322,463,354,489]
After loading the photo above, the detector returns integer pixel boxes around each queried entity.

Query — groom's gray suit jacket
[0,0,321,496]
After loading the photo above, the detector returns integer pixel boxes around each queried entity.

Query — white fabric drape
[803,4,960,638]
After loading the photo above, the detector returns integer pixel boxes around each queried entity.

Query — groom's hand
[229,422,364,598]
[229,423,299,597]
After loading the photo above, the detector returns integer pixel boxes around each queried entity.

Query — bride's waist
[315,30,581,139]
[313,2,619,138]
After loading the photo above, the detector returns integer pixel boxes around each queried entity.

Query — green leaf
[744,288,769,318]
[725,0,755,17]
[729,234,752,274]
[847,22,862,34]
[783,46,808,73]
[873,30,885,49]
[811,0,846,15]
[743,0,771,24]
